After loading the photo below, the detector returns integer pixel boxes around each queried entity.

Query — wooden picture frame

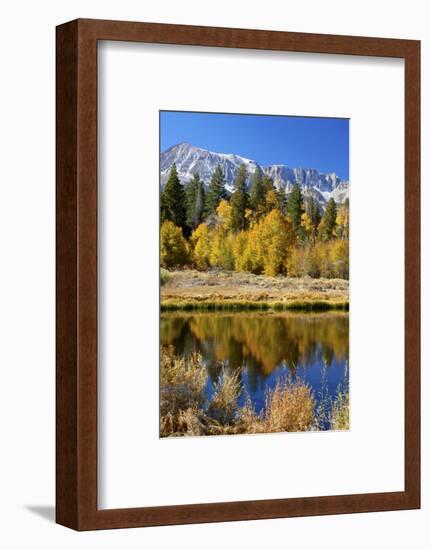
[56,18,420,530]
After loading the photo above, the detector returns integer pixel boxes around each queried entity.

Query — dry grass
[329,362,350,431]
[160,347,207,436]
[262,378,315,432]
[160,348,330,437]
[160,268,172,286]
[161,269,349,311]
[207,368,242,425]
[330,390,350,430]
[232,380,316,435]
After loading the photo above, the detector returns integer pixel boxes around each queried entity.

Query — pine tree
[307,197,322,242]
[185,173,205,230]
[161,164,186,229]
[262,175,275,194]
[276,188,287,213]
[231,164,249,232]
[249,166,265,212]
[319,198,337,240]
[205,165,227,216]
[310,198,322,227]
[185,173,198,226]
[194,178,206,227]
[286,183,305,236]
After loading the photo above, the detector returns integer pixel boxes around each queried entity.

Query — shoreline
[161,300,349,312]
[161,269,349,312]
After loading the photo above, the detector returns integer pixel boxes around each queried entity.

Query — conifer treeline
[160,163,349,279]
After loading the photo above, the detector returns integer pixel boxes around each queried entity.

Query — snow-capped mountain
[160,142,349,205]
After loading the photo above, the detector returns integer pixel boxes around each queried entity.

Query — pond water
[160,311,349,416]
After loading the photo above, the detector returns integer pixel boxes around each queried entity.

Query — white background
[0,0,429,548]
[98,42,404,508]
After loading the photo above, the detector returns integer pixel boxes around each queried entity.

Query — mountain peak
[160,142,349,205]
[166,141,196,153]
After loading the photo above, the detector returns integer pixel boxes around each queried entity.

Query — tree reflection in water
[160,312,349,412]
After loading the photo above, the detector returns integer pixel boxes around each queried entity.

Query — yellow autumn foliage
[190,223,212,269]
[160,221,189,268]
[163,200,349,279]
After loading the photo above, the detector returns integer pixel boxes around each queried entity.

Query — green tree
[319,198,337,240]
[205,165,227,216]
[262,175,275,194]
[286,183,305,237]
[185,173,206,230]
[160,221,188,267]
[276,188,287,213]
[307,197,322,242]
[161,164,186,229]
[231,165,249,232]
[249,166,265,212]
[194,178,206,226]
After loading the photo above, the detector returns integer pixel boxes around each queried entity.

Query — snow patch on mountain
[160,142,349,204]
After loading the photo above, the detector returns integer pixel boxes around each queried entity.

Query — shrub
[160,268,172,286]
[160,348,206,436]
[207,368,242,425]
[262,377,315,432]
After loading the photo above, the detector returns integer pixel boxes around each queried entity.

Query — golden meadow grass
[160,269,349,312]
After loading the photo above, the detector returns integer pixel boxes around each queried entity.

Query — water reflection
[160,312,349,413]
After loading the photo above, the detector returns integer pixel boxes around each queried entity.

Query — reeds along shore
[161,300,349,312]
[160,347,350,438]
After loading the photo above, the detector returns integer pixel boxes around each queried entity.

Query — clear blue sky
[160,111,349,180]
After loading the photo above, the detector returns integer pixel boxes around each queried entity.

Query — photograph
[159,111,350,438]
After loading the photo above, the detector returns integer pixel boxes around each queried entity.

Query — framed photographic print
[56,19,420,530]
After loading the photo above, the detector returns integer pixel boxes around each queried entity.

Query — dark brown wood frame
[56,18,420,531]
